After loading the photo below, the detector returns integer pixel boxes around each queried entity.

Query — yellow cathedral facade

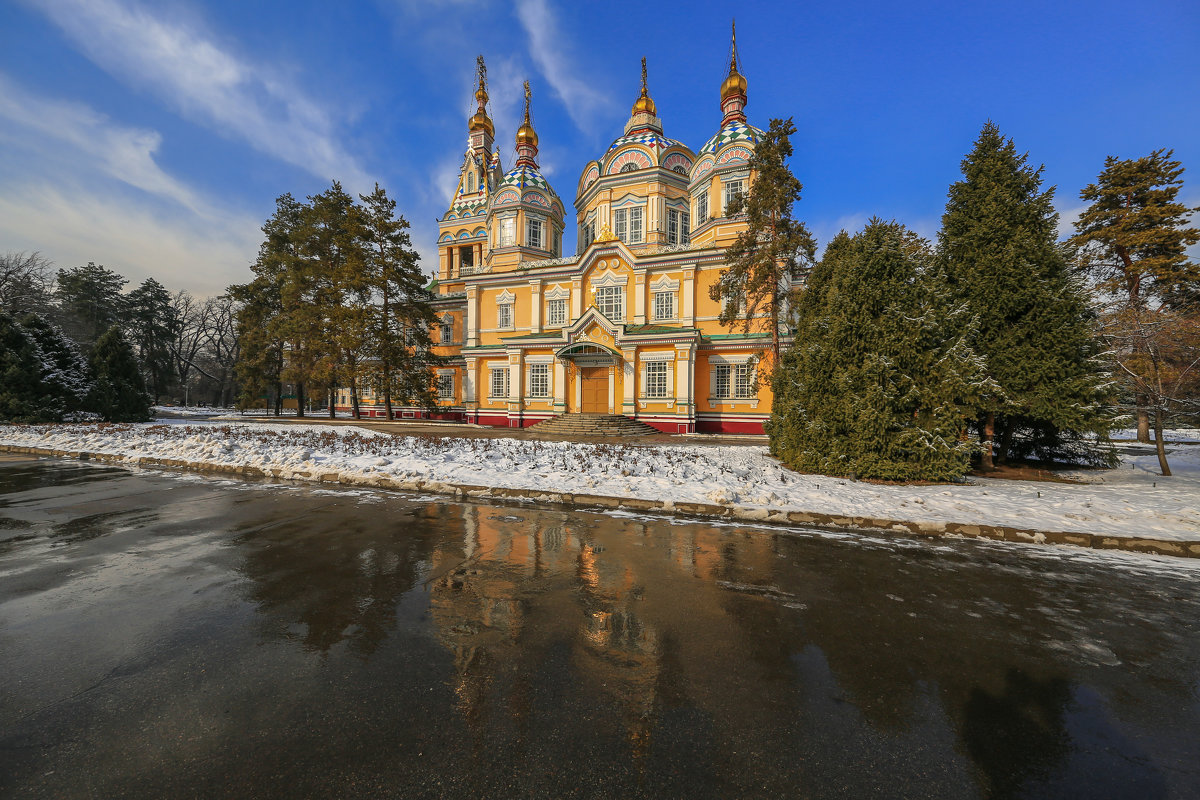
[358,33,786,434]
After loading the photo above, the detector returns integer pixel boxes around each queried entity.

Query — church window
[696,190,709,224]
[667,209,691,246]
[500,218,515,247]
[440,317,453,344]
[526,217,543,250]
[723,179,746,215]
[672,165,687,175]
[652,291,675,321]
[437,372,455,400]
[489,367,509,399]
[529,364,550,397]
[497,303,513,329]
[467,172,474,192]
[595,285,624,321]
[619,163,638,173]
[613,207,643,244]
[547,298,567,327]
[645,362,669,398]
[712,363,754,399]
[460,245,474,270]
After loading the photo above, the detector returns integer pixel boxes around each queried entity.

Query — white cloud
[514,0,614,132]
[29,0,372,191]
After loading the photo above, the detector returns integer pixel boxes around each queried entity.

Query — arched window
[467,172,475,192]
[619,163,638,173]
[672,165,687,175]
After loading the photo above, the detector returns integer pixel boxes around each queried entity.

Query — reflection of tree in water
[236,503,440,656]
[963,669,1071,799]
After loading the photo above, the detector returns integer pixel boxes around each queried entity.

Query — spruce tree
[710,117,817,368]
[938,122,1113,468]
[54,262,127,347]
[125,278,178,402]
[768,220,993,482]
[19,313,92,419]
[87,325,151,422]
[0,310,48,422]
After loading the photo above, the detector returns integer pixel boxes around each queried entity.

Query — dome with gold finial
[468,55,495,138]
[631,57,657,116]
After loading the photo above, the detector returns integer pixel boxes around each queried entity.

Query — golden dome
[515,120,538,147]
[721,69,747,101]
[632,90,657,116]
[469,58,494,137]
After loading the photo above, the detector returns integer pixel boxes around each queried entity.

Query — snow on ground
[1,422,1198,542]
[153,405,238,417]
[1108,427,1200,443]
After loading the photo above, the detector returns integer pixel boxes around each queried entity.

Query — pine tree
[768,221,994,482]
[87,325,151,422]
[938,122,1114,468]
[710,117,817,370]
[125,277,178,402]
[54,262,127,346]
[359,184,438,418]
[19,313,92,419]
[0,310,48,422]
[1071,149,1200,471]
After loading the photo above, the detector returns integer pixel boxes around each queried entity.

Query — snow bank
[1,422,1198,542]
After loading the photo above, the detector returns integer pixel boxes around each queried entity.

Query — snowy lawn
[1,422,1198,542]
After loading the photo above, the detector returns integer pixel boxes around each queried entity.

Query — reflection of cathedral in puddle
[429,505,661,761]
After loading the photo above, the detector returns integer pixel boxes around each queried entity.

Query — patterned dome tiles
[699,120,765,155]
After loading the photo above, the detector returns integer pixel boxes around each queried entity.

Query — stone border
[4,444,1199,559]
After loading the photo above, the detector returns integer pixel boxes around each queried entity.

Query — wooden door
[580,367,608,413]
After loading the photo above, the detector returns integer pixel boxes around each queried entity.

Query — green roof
[500,329,563,341]
[626,324,699,336]
[703,332,771,341]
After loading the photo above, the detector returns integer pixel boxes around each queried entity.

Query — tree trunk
[1153,406,1171,477]
[296,382,305,418]
[1136,402,1151,443]
[328,386,336,419]
[273,381,282,416]
[996,419,1014,465]
[350,375,361,420]
[980,412,995,471]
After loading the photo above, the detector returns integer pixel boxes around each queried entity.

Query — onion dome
[631,57,657,117]
[468,55,494,138]
[720,20,748,123]
[515,80,539,150]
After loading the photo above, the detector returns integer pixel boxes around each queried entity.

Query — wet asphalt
[1,456,1199,799]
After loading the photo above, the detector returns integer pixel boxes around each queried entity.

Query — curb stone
[2,443,1198,559]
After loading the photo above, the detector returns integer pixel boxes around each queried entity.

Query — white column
[633,274,646,324]
[608,364,616,414]
[675,343,695,428]
[466,286,479,347]
[553,359,567,413]
[682,267,696,326]
[508,352,523,426]
[464,357,477,405]
[622,349,636,417]
[571,278,583,320]
[530,279,543,333]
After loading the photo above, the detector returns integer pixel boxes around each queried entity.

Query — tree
[0,310,49,422]
[1072,149,1200,471]
[360,183,437,419]
[768,220,994,482]
[54,263,127,347]
[938,122,1114,469]
[19,313,92,419]
[709,117,817,370]
[87,325,151,422]
[125,277,177,402]
[0,251,54,316]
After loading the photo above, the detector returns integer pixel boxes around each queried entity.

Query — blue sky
[1,0,1196,296]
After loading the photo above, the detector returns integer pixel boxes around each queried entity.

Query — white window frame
[652,291,675,322]
[497,303,514,329]
[712,362,754,399]
[528,363,550,398]
[489,367,509,400]
[499,217,515,247]
[613,207,644,244]
[437,371,455,400]
[440,317,453,344]
[667,208,691,246]
[723,179,745,216]
[547,298,567,327]
[695,190,708,224]
[526,216,543,250]
[644,361,669,399]
[595,285,624,321]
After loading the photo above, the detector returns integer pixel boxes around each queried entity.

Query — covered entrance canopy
[554,344,617,414]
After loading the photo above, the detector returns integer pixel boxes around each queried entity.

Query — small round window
[619,163,638,173]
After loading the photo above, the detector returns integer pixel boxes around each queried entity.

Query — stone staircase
[529,413,660,437]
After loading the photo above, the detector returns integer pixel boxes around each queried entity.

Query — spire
[468,54,494,139]
[720,19,748,123]
[515,79,539,166]
[631,56,657,117]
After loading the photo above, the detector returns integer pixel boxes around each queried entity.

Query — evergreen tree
[87,325,151,422]
[360,183,438,418]
[710,117,817,369]
[768,220,994,482]
[125,277,178,402]
[938,122,1114,468]
[19,313,92,419]
[54,262,127,346]
[0,310,48,422]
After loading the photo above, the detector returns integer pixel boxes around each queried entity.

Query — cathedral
[378,30,783,433]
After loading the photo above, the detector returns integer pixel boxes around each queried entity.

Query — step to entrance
[529,413,659,437]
